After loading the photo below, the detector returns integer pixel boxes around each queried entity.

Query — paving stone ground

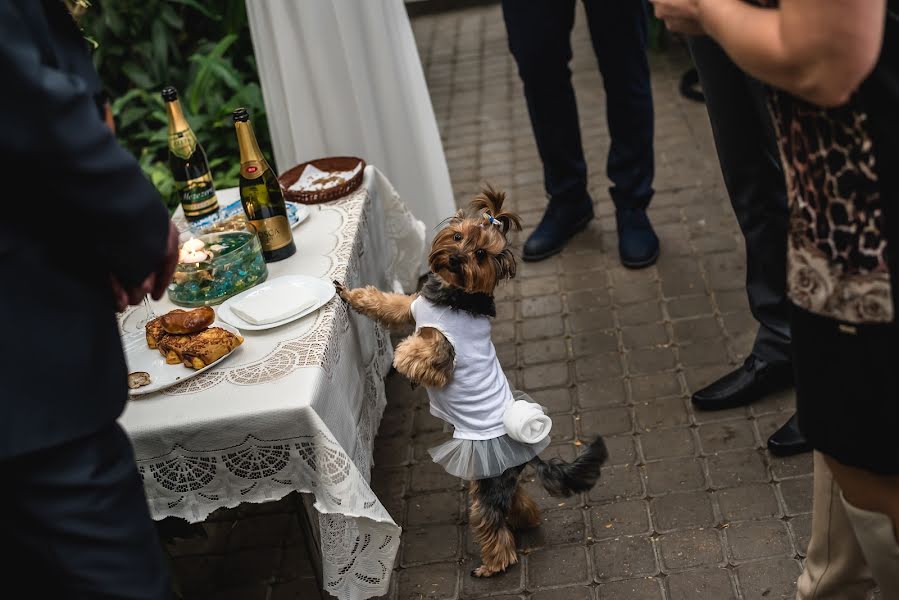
[165,4,881,599]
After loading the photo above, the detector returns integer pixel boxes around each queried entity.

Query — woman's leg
[824,455,899,598]
[796,452,872,599]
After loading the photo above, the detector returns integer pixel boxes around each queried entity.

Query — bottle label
[176,174,218,218]
[249,215,293,251]
[240,159,266,180]
[169,130,197,160]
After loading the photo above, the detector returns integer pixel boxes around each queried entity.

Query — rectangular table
[118,167,425,600]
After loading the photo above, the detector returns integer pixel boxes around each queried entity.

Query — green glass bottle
[232,108,296,262]
[162,86,218,221]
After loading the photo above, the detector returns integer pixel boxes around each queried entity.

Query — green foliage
[645,1,670,52]
[81,1,271,211]
[646,14,671,52]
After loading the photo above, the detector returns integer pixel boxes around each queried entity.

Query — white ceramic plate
[217,275,336,331]
[124,322,243,397]
[291,203,311,229]
[188,187,310,233]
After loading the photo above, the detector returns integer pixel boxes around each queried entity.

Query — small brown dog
[336,187,606,577]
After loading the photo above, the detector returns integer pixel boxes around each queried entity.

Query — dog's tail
[530,436,608,497]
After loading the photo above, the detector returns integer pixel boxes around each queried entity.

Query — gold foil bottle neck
[234,119,269,180]
[165,97,191,136]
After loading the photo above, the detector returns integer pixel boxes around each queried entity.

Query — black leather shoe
[617,207,659,269]
[767,413,812,456]
[691,355,793,411]
[522,197,594,261]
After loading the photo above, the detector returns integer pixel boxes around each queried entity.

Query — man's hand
[651,0,705,35]
[111,275,144,313]
[149,220,180,300]
[111,221,180,312]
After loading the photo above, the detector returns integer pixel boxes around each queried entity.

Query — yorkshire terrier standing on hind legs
[335,186,608,577]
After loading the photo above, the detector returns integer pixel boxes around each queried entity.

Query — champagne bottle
[162,86,218,221]
[232,108,296,262]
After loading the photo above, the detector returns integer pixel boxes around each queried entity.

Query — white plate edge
[218,276,335,331]
[126,322,244,397]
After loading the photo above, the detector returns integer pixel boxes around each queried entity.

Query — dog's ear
[494,247,517,281]
[436,209,465,231]
[449,208,465,224]
[470,184,522,234]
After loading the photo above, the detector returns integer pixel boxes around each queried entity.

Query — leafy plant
[81,1,271,212]
[645,0,672,51]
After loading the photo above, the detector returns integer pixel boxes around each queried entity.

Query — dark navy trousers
[0,423,173,599]
[502,0,655,209]
[689,36,792,363]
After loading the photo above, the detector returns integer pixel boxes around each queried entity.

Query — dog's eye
[475,249,486,261]
[453,233,462,242]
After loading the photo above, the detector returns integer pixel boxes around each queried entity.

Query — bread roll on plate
[157,334,194,365]
[182,327,243,370]
[161,307,215,335]
[145,317,166,349]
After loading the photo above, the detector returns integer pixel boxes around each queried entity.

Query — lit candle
[182,237,206,253]
[179,249,209,264]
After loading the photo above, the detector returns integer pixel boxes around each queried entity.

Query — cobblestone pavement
[164,3,879,600]
[385,4,818,600]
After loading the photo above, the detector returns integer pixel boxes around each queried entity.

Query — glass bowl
[168,223,267,307]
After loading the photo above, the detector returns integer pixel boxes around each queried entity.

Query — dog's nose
[448,254,463,271]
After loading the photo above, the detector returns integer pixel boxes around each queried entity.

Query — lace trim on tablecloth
[138,347,396,599]
[372,168,427,292]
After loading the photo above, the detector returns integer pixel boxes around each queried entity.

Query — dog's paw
[334,284,369,312]
[391,352,421,386]
[393,350,448,388]
[393,333,452,388]
[417,366,450,388]
[469,551,518,578]
[470,565,495,578]
[470,564,505,578]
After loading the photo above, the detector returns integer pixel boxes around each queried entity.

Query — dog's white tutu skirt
[428,392,551,480]
[429,434,550,480]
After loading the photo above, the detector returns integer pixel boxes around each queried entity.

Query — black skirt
[793,305,899,475]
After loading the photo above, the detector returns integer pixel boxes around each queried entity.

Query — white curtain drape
[245,0,455,248]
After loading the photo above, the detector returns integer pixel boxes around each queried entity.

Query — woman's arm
[654,0,887,106]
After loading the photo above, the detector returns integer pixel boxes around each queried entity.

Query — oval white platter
[217,275,336,331]
[124,321,243,397]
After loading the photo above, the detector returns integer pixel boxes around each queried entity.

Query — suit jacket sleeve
[0,3,170,288]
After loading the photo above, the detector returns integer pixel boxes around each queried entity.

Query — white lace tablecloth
[118,167,425,600]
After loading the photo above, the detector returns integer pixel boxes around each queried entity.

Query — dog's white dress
[411,296,550,480]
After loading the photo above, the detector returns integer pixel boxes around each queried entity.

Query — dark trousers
[688,36,792,363]
[0,423,173,599]
[502,0,655,209]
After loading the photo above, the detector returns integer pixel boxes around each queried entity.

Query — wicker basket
[279,157,366,204]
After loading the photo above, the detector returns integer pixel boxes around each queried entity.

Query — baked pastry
[160,307,215,335]
[182,327,243,370]
[128,372,151,389]
[157,334,194,365]
[145,317,166,349]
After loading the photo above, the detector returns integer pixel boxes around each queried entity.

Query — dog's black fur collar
[420,273,496,318]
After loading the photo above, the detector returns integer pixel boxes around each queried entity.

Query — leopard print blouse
[767,93,893,324]
[756,0,897,324]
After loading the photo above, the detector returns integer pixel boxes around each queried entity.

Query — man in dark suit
[501,0,659,268]
[0,1,177,596]
[687,37,808,456]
